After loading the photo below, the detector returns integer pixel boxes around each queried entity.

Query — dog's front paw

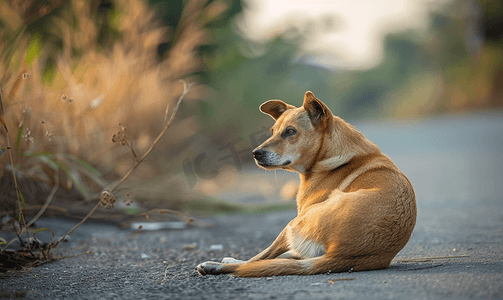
[221,257,245,264]
[196,261,223,276]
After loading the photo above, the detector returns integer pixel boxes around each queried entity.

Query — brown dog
[196,91,416,277]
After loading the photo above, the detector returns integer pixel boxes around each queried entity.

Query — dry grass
[0,0,222,205]
[1,0,225,271]
[0,77,193,269]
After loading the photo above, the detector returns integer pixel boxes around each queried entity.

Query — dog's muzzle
[252,149,291,167]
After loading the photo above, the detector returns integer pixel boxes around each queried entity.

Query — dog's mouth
[256,160,271,167]
[255,159,291,168]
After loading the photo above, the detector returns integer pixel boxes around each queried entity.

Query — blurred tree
[148,0,242,60]
[478,0,503,107]
[331,0,503,118]
[141,0,503,145]
[480,0,503,43]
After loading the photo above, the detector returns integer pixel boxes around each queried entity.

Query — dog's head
[252,91,334,173]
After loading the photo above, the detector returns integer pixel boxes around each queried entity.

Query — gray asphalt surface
[1,111,502,299]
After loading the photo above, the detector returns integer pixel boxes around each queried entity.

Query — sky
[236,0,453,70]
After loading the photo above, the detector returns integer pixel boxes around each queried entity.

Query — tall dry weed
[0,0,218,208]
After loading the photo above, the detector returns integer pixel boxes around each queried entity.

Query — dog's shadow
[389,260,447,272]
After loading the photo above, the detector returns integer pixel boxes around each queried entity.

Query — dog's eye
[281,128,296,137]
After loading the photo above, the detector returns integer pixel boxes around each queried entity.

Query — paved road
[1,111,502,299]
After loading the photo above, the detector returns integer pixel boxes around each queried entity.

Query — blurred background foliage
[0,0,502,214]
[196,0,503,125]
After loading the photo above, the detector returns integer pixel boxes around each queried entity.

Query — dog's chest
[287,227,326,258]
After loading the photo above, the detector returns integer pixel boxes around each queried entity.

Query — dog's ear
[303,91,332,128]
[260,100,293,120]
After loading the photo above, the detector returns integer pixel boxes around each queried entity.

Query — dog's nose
[253,149,265,160]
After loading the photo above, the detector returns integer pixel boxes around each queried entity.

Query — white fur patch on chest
[290,233,326,258]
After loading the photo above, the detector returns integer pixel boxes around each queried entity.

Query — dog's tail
[231,254,389,277]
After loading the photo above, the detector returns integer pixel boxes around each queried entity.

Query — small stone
[209,244,223,251]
